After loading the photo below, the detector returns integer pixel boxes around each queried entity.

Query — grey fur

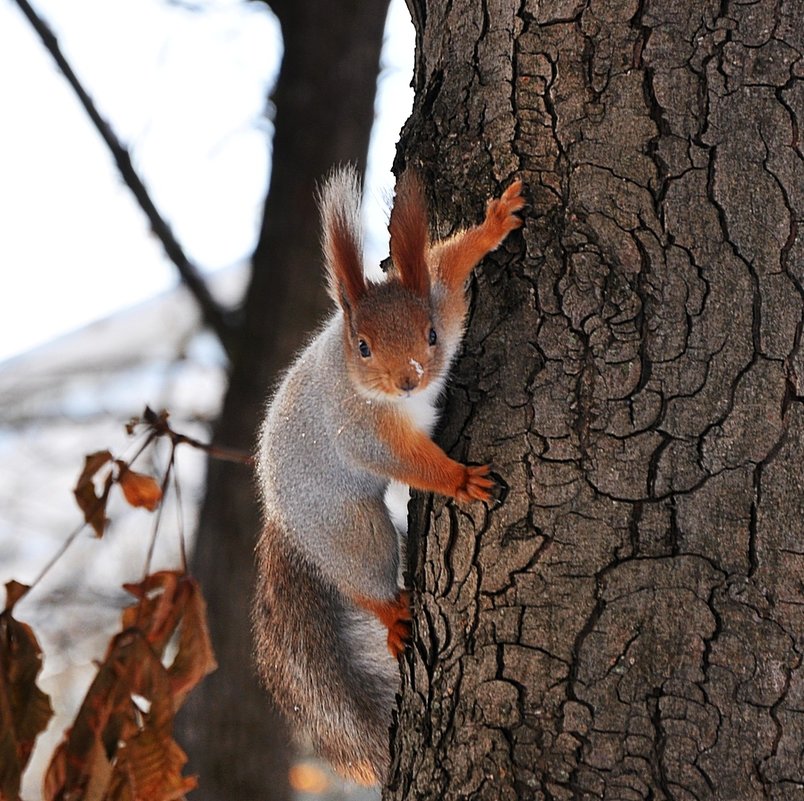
[253,316,403,783]
[258,317,403,599]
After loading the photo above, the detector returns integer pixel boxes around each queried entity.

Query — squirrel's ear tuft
[319,165,366,313]
[389,170,430,299]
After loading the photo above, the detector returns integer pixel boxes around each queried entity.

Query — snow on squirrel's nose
[397,358,424,392]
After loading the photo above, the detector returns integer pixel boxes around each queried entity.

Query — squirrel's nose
[399,375,420,393]
[399,358,425,393]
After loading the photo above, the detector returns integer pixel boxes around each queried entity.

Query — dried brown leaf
[44,574,214,801]
[43,631,130,800]
[41,741,67,801]
[107,654,196,801]
[3,582,29,614]
[43,632,154,801]
[73,451,114,537]
[0,601,54,801]
[115,461,162,512]
[122,572,184,654]
[166,578,217,708]
[77,450,114,483]
[121,572,216,706]
[112,733,196,801]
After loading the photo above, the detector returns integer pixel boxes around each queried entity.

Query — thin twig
[143,444,176,579]
[22,474,112,601]
[172,433,254,466]
[123,430,158,469]
[24,521,89,598]
[140,407,254,466]
[173,457,188,574]
[13,0,237,356]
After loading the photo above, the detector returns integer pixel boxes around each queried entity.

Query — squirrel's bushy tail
[252,518,397,785]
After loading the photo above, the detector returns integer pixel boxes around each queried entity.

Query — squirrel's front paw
[456,464,496,503]
[486,179,525,238]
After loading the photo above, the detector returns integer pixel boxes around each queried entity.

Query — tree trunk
[389,1,803,799]
[177,2,389,798]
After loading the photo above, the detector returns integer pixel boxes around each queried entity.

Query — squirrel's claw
[500,179,525,208]
[485,179,525,235]
[456,463,496,503]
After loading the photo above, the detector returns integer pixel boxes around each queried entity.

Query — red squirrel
[252,167,524,784]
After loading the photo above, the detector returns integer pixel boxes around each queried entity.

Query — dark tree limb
[13,0,237,355]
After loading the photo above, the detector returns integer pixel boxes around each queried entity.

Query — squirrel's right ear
[389,170,430,299]
[319,165,367,317]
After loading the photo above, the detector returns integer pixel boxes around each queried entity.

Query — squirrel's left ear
[389,170,430,299]
[319,166,367,319]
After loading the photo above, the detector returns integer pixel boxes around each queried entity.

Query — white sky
[0,0,414,363]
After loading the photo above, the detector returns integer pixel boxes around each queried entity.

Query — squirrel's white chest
[398,380,442,435]
[383,382,443,543]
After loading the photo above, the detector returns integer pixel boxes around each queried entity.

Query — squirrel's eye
[428,328,437,346]
[358,339,371,358]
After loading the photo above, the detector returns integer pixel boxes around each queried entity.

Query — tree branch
[13,0,238,356]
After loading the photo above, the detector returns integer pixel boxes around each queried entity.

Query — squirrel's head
[341,280,445,398]
[320,166,447,399]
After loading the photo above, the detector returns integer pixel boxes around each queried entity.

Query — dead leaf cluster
[0,582,54,801]
[0,409,240,800]
[43,572,216,801]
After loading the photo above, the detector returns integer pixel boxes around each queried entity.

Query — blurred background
[0,0,413,798]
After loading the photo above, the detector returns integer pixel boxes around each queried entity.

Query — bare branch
[134,406,254,466]
[13,0,237,356]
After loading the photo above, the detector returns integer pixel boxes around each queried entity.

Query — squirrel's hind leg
[353,590,412,658]
[319,495,410,655]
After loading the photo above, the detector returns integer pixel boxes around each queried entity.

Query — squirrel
[252,166,524,784]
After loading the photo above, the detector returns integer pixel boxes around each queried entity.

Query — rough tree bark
[389,1,802,799]
[177,2,389,799]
